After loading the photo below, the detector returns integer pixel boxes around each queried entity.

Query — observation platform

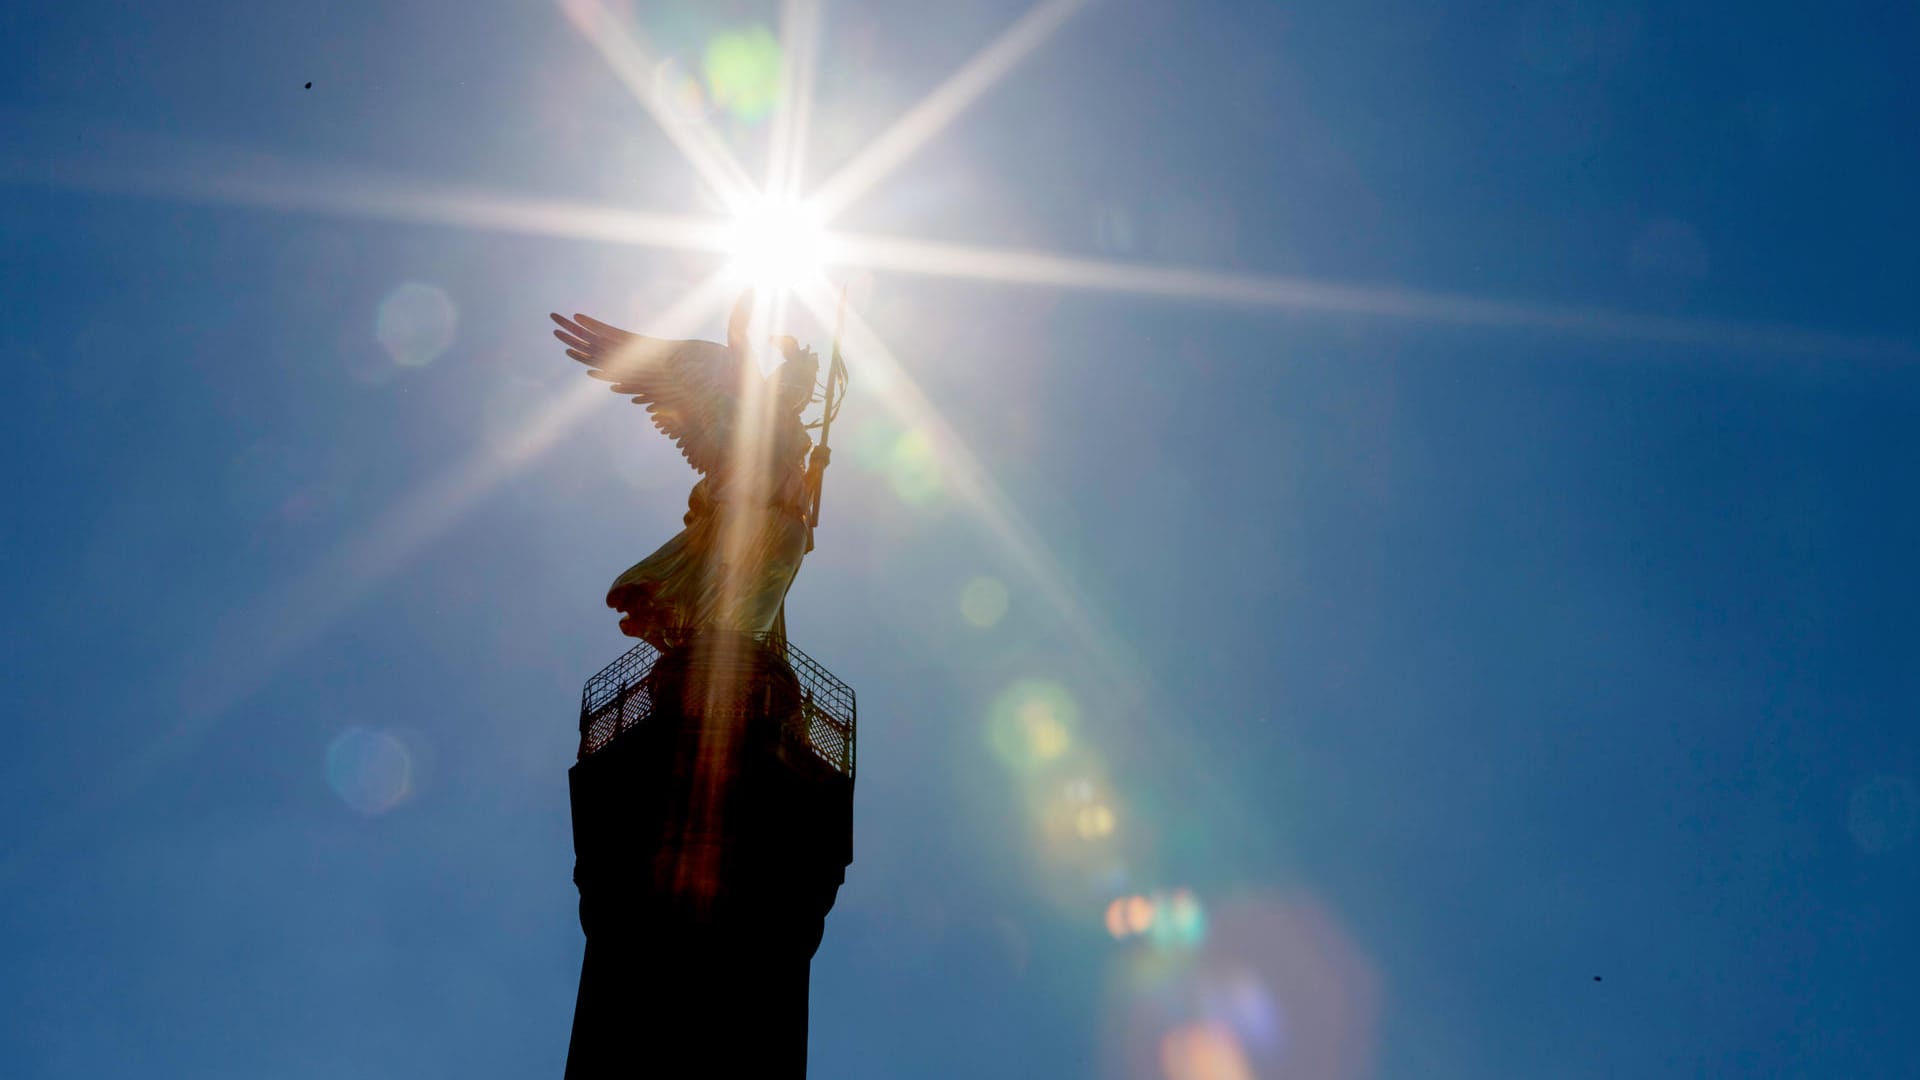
[577,631,856,776]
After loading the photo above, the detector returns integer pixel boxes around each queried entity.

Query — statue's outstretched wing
[549,311,749,475]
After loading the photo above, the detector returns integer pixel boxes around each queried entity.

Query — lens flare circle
[1103,895,1377,1080]
[1159,1020,1254,1080]
[375,281,457,368]
[704,23,783,121]
[325,727,413,815]
[886,428,943,504]
[1151,889,1208,948]
[1127,894,1155,935]
[987,678,1078,770]
[1076,801,1117,839]
[959,575,1010,627]
[1107,889,1206,947]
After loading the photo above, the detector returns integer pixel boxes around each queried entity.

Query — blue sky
[4,1,1918,1077]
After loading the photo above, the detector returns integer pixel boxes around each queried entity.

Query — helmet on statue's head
[771,336,820,413]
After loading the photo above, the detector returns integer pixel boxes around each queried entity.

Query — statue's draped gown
[607,414,813,649]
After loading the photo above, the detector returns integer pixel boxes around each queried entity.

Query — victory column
[550,290,856,1077]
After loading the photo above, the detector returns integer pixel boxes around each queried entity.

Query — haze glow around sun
[724,194,831,289]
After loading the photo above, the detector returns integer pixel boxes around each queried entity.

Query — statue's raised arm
[549,291,824,647]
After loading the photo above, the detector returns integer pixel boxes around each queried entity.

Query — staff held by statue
[805,286,850,547]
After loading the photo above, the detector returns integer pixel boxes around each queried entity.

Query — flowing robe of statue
[550,293,822,649]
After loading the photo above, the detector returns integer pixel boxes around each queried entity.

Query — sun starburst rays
[557,0,760,211]
[70,0,1905,748]
[541,0,1912,364]
[831,230,1918,359]
[138,274,737,796]
[222,0,1912,695]
[764,0,824,201]
[806,0,1091,221]
[790,278,1125,672]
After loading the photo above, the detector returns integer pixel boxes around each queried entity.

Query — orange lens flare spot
[1106,889,1208,948]
[1159,1020,1254,1080]
[1126,895,1155,935]
[1106,894,1157,939]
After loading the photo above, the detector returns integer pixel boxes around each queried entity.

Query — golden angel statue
[549,291,846,649]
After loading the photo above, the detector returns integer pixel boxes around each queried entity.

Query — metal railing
[577,633,856,778]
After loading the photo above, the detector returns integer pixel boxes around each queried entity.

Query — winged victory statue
[549,291,847,650]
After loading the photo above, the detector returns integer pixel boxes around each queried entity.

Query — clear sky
[4,1,1918,1077]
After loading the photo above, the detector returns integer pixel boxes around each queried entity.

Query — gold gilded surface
[549,291,840,647]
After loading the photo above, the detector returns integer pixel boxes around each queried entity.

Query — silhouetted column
[565,634,853,1078]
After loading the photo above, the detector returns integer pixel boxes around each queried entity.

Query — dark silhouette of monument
[548,293,855,1077]
[564,632,854,1077]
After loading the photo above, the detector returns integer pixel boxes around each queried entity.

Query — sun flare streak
[807,0,1090,221]
[557,0,760,210]
[17,133,740,256]
[26,277,744,879]
[764,0,824,200]
[791,280,1136,685]
[40,0,1909,840]
[175,275,736,724]
[202,170,733,253]
[836,231,1919,360]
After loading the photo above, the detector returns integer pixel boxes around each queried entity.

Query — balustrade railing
[577,633,855,778]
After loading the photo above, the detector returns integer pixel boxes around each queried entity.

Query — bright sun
[723,195,830,289]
